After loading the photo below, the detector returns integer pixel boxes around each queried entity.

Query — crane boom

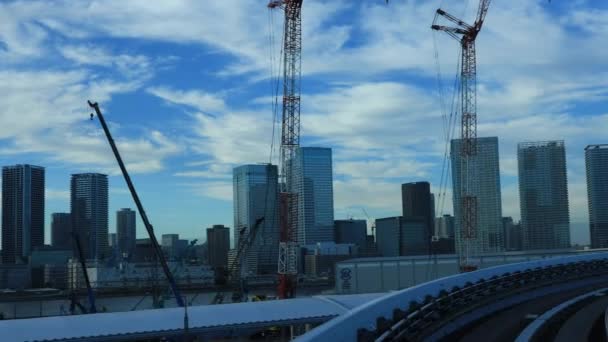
[88,101,185,307]
[432,0,491,272]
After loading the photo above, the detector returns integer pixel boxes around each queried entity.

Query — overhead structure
[88,101,185,307]
[268,0,303,299]
[432,0,491,272]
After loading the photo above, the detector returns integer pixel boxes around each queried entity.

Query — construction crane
[268,0,303,300]
[69,232,97,314]
[211,217,265,304]
[88,101,185,307]
[432,1,491,272]
[360,208,376,241]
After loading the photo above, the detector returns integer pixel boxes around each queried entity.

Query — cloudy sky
[1,0,606,245]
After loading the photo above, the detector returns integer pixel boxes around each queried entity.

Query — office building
[431,237,455,254]
[451,137,503,256]
[375,216,428,257]
[207,225,230,269]
[233,164,279,274]
[133,238,155,262]
[518,141,570,250]
[2,164,45,264]
[302,242,357,277]
[51,213,72,250]
[334,219,367,247]
[116,208,136,259]
[401,182,433,250]
[435,214,455,238]
[292,147,334,244]
[586,144,608,248]
[71,173,109,260]
[108,233,117,247]
[502,217,523,251]
[161,234,187,260]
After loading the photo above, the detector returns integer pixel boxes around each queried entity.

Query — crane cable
[426,0,468,280]
[433,36,461,219]
[220,9,285,301]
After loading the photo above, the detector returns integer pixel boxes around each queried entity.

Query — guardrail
[515,287,608,341]
[297,252,608,342]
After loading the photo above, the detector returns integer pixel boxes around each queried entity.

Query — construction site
[2,0,602,340]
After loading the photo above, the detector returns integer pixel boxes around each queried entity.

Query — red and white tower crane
[268,0,303,299]
[432,0,491,272]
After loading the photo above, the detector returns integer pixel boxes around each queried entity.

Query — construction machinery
[69,232,97,314]
[432,1,491,272]
[88,101,185,307]
[210,217,265,304]
[268,0,303,300]
[360,208,376,241]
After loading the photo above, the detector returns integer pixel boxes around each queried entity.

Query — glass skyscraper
[71,173,109,260]
[451,137,503,256]
[206,224,230,269]
[233,164,279,274]
[585,144,608,248]
[518,141,570,250]
[116,208,136,259]
[292,147,334,245]
[402,181,433,254]
[2,164,45,264]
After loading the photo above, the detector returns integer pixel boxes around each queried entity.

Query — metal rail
[88,101,185,307]
[297,252,608,341]
[515,287,608,342]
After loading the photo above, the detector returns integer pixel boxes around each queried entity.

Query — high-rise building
[108,233,117,248]
[71,173,109,260]
[375,217,401,257]
[451,137,503,256]
[293,147,334,245]
[586,144,608,249]
[518,141,570,250]
[375,216,428,257]
[334,219,367,248]
[206,225,230,269]
[116,208,136,259]
[434,214,455,238]
[401,182,433,250]
[233,164,279,274]
[161,234,180,260]
[51,213,72,250]
[2,165,45,264]
[502,217,522,251]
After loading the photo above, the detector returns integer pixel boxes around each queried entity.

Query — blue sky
[1,0,607,246]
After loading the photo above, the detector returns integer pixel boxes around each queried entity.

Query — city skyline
[0,1,606,246]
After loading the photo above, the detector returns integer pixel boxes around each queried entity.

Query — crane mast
[432,0,491,272]
[268,0,302,299]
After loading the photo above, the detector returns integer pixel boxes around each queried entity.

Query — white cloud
[60,45,152,79]
[180,181,232,202]
[147,87,226,114]
[0,69,181,174]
